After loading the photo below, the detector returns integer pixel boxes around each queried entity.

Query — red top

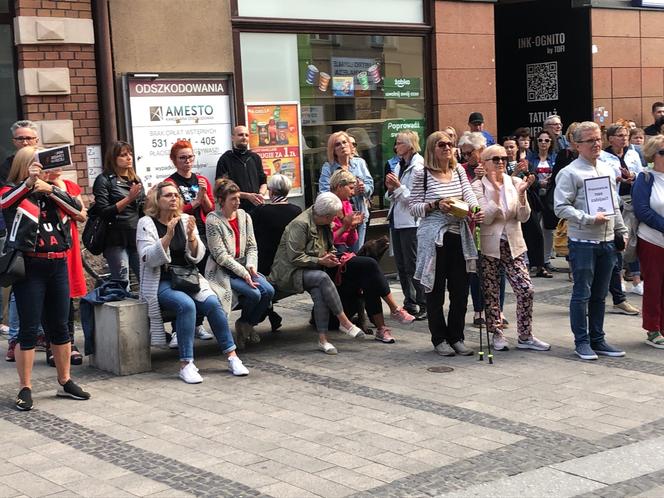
[228,216,240,258]
[332,200,358,249]
[64,179,87,298]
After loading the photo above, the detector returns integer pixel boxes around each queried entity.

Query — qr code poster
[526,61,559,103]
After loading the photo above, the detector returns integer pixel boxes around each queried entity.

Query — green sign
[381,119,426,162]
[383,77,421,99]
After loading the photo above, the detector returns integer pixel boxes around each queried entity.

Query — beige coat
[473,174,531,259]
[205,209,257,316]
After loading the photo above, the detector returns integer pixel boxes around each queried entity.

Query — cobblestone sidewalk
[0,266,662,498]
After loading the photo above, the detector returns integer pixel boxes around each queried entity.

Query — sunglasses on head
[436,141,453,149]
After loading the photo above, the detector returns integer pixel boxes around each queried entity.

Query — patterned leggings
[480,239,534,338]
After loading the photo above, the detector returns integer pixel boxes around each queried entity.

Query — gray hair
[543,114,562,127]
[267,173,292,197]
[458,131,487,150]
[572,121,600,143]
[10,120,38,136]
[313,192,342,217]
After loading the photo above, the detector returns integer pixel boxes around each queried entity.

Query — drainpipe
[92,0,117,151]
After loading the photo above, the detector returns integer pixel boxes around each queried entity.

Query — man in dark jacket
[215,125,267,212]
[644,101,664,137]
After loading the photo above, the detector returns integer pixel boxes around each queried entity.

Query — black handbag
[82,204,107,256]
[168,264,200,294]
[0,248,25,287]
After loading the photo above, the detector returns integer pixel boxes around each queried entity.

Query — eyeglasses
[549,123,562,127]
[538,138,551,143]
[578,138,603,144]
[13,136,37,142]
[436,141,453,149]
[334,140,348,147]
[488,156,509,164]
[178,155,195,162]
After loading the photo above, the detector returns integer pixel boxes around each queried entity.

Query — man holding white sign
[554,121,628,360]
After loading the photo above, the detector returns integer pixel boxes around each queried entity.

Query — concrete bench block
[89,299,151,376]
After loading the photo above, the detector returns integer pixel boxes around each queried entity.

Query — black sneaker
[591,341,626,357]
[56,380,91,400]
[414,310,428,321]
[16,387,33,411]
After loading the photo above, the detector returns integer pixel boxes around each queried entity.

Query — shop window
[298,34,426,209]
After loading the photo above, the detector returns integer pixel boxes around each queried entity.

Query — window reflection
[298,34,426,210]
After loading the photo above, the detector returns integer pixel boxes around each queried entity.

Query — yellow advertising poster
[245,102,303,195]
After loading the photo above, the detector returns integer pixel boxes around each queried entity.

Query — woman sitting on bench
[137,182,249,384]
[269,192,366,355]
[205,179,275,349]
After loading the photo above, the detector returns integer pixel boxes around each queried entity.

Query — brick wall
[592,8,664,129]
[14,0,99,194]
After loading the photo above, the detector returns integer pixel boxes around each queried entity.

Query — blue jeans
[8,292,19,341]
[229,273,275,326]
[354,222,368,253]
[568,241,616,347]
[157,280,235,361]
[13,258,70,350]
[104,246,140,284]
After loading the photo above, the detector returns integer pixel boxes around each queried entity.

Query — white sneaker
[195,325,213,340]
[168,332,178,349]
[179,361,203,384]
[492,333,509,351]
[318,341,338,355]
[630,282,644,296]
[228,356,249,376]
[339,323,365,340]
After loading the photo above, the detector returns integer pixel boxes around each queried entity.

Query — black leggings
[338,256,390,316]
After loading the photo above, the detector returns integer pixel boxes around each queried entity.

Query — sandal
[646,331,664,349]
[535,268,553,278]
[70,345,83,365]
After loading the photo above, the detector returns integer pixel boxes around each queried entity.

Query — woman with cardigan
[409,130,483,357]
[137,182,248,383]
[205,179,275,349]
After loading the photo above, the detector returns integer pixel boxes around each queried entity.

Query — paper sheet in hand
[37,145,72,170]
[584,175,617,216]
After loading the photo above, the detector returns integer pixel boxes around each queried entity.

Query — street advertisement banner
[127,77,233,189]
[381,119,425,162]
[245,102,303,196]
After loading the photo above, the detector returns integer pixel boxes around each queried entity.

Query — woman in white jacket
[385,130,427,320]
[137,182,249,384]
[473,145,549,352]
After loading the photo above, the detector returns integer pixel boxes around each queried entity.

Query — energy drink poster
[126,76,233,188]
[245,102,303,195]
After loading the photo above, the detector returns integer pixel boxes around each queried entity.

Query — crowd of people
[4,102,664,411]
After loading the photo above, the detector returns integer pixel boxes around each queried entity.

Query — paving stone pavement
[1,262,664,497]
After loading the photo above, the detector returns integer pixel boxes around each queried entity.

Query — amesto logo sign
[150,106,163,121]
[148,104,214,122]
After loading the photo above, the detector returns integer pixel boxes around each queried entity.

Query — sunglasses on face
[436,141,453,149]
[488,156,508,164]
[538,138,551,143]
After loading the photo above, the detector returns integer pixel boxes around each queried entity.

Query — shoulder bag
[0,248,25,287]
[82,204,107,256]
[168,264,201,294]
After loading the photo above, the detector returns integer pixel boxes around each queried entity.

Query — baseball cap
[468,112,484,124]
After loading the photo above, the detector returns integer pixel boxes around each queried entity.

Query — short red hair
[170,139,194,163]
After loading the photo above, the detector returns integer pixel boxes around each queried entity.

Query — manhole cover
[427,366,454,373]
